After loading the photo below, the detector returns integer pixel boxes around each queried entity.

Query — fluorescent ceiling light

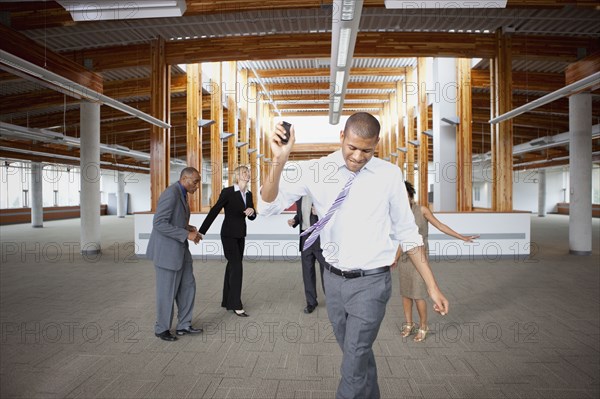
[0,51,170,129]
[0,122,181,167]
[397,147,408,153]
[530,137,548,146]
[334,71,346,95]
[109,144,131,152]
[422,130,433,138]
[408,140,420,147]
[333,96,342,112]
[384,0,507,8]
[341,0,355,20]
[331,113,341,125]
[235,142,248,148]
[198,119,216,128]
[490,71,600,125]
[220,132,234,140]
[441,116,460,125]
[247,148,258,154]
[390,152,398,157]
[337,28,352,67]
[57,0,187,21]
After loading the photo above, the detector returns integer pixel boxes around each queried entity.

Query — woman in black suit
[199,166,256,317]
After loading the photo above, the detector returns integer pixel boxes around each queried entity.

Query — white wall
[513,169,539,212]
[471,165,572,213]
[101,170,151,213]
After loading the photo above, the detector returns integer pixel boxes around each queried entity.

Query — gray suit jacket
[146,182,191,270]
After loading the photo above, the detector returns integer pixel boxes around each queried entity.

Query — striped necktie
[301,170,358,251]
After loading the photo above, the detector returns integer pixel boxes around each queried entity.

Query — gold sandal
[414,328,429,342]
[400,322,417,337]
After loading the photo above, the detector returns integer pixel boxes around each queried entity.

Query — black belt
[324,263,390,279]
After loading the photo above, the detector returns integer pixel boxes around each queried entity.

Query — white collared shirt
[259,150,423,270]
[234,184,247,206]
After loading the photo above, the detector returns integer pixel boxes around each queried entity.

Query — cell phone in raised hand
[281,121,292,144]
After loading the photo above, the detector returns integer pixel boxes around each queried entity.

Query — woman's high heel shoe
[400,322,417,337]
[234,310,249,317]
[414,327,428,342]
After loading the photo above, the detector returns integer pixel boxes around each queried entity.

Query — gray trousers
[324,270,392,399]
[154,255,196,334]
[300,234,327,306]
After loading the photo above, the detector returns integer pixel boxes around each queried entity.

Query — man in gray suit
[146,167,204,341]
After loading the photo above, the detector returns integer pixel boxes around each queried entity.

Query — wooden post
[396,81,406,170]
[248,82,258,204]
[186,63,202,212]
[227,61,238,185]
[239,68,249,166]
[389,93,398,166]
[417,58,429,206]
[150,37,170,211]
[491,30,513,211]
[456,58,473,211]
[210,62,223,205]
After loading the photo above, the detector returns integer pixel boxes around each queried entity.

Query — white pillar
[30,162,43,227]
[80,101,101,256]
[537,169,546,217]
[432,57,457,211]
[117,171,126,218]
[569,92,592,255]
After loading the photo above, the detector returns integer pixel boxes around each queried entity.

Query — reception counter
[135,211,532,261]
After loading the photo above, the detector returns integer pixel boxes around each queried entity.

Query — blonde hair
[232,165,250,185]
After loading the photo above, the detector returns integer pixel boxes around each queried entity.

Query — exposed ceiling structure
[0,0,599,172]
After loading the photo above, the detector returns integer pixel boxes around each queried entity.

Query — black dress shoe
[304,304,317,314]
[176,327,203,336]
[155,330,177,341]
[234,310,249,317]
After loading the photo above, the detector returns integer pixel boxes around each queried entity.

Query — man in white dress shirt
[259,112,449,399]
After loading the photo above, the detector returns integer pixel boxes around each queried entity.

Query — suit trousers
[324,270,391,399]
[299,234,327,306]
[154,255,196,334]
[221,236,245,311]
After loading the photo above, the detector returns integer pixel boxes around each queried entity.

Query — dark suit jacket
[292,197,318,247]
[146,182,191,270]
[199,186,257,238]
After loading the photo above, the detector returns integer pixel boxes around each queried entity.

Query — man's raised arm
[261,122,296,202]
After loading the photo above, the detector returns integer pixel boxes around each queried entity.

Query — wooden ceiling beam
[271,93,390,102]
[472,110,569,131]
[0,75,187,115]
[471,69,566,92]
[276,103,384,110]
[5,1,599,30]
[264,81,397,91]
[53,32,593,72]
[253,67,407,78]
[0,24,103,92]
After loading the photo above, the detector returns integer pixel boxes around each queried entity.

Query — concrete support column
[432,57,457,212]
[537,169,546,217]
[80,101,101,256]
[30,162,43,228]
[117,171,126,218]
[569,92,592,255]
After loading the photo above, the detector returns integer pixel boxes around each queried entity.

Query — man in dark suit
[288,194,327,314]
[146,167,204,342]
[199,166,256,317]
